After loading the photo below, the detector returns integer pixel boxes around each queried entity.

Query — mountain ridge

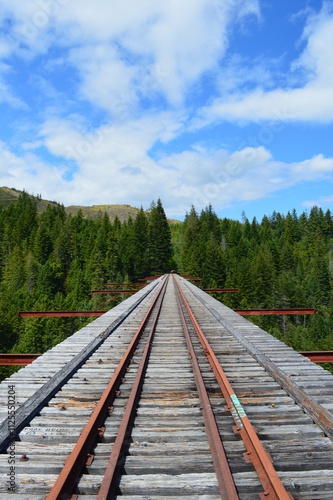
[0,187,181,224]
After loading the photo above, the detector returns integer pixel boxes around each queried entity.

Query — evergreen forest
[0,193,173,380]
[1,191,333,381]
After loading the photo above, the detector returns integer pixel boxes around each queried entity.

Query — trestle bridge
[0,274,333,499]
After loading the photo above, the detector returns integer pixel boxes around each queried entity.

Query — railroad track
[1,275,333,499]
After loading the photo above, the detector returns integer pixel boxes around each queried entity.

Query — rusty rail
[173,278,238,499]
[97,276,169,499]
[45,277,168,500]
[174,276,293,500]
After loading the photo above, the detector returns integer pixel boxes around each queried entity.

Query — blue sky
[0,1,333,221]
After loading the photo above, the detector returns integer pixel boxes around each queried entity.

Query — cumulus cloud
[3,115,333,217]
[170,150,333,214]
[0,141,69,200]
[0,0,332,218]
[34,112,187,207]
[0,0,260,111]
[197,3,333,124]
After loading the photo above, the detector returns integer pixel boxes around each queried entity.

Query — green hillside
[0,187,60,211]
[0,187,22,207]
[66,204,141,223]
[0,187,181,224]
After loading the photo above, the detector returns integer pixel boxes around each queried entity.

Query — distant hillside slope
[66,204,140,223]
[0,187,181,224]
[67,204,181,223]
[0,187,22,207]
[0,187,59,211]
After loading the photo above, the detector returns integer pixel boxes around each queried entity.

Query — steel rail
[97,276,169,499]
[0,279,160,455]
[173,277,239,500]
[174,277,293,500]
[185,279,333,443]
[45,277,168,500]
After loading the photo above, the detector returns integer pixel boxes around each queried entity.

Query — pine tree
[34,224,52,264]
[199,205,221,242]
[203,234,225,287]
[119,217,135,279]
[253,246,275,305]
[181,206,201,274]
[147,199,172,273]
[2,245,26,294]
[285,212,297,244]
[133,208,148,278]
[260,215,272,242]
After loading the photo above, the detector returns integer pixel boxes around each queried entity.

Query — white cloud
[292,154,333,177]
[0,36,12,59]
[0,141,69,201]
[197,3,333,124]
[0,0,260,112]
[1,0,332,218]
[68,45,138,115]
[3,113,333,217]
[39,110,185,162]
[34,112,187,207]
[0,70,27,109]
[21,140,43,150]
[302,194,333,209]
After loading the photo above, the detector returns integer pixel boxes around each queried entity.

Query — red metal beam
[204,288,239,293]
[137,275,162,281]
[98,298,119,306]
[103,283,143,287]
[0,354,42,365]
[18,311,105,317]
[235,308,315,315]
[91,290,138,294]
[180,275,201,281]
[299,351,333,363]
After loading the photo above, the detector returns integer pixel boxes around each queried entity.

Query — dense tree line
[0,193,173,380]
[171,205,333,366]
[1,192,333,381]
